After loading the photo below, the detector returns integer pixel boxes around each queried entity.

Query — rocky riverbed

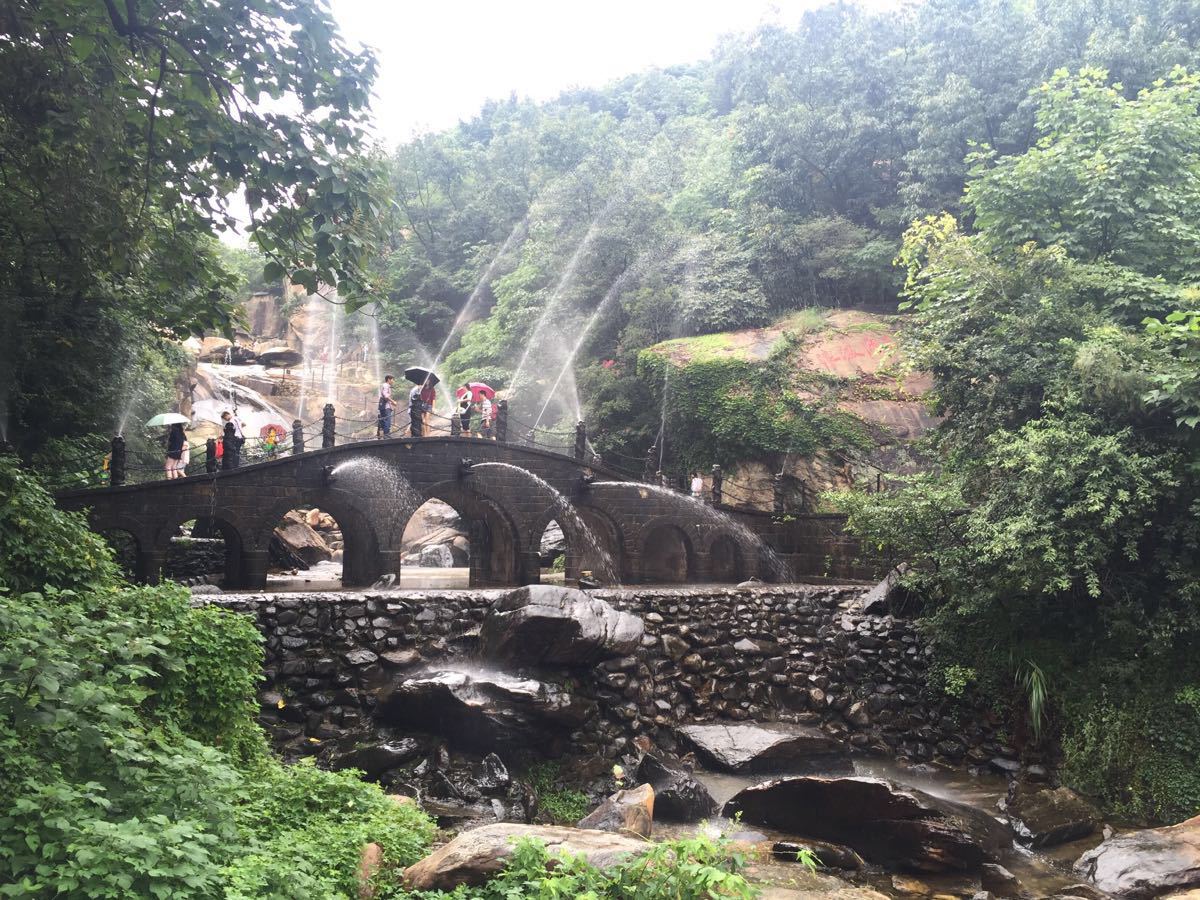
[196,582,1200,899]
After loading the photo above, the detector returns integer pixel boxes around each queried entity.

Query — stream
[654,758,1101,898]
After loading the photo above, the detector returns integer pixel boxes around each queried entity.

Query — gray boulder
[1074,814,1200,898]
[677,722,852,774]
[403,823,649,891]
[636,753,718,822]
[479,585,643,667]
[724,776,1010,873]
[1002,784,1099,849]
[378,669,595,753]
[577,783,655,838]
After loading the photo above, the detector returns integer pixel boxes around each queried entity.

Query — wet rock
[378,669,595,753]
[577,783,654,838]
[723,776,1010,873]
[357,841,383,899]
[419,544,455,568]
[380,649,422,669]
[479,585,644,667]
[635,753,718,822]
[274,510,332,565]
[677,722,852,774]
[472,753,510,794]
[1074,814,1200,898]
[344,649,379,666]
[402,823,649,891]
[1002,785,1099,849]
[980,863,1021,896]
[333,739,424,779]
[772,839,865,871]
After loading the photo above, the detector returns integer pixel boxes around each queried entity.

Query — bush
[0,461,436,897]
[390,833,758,899]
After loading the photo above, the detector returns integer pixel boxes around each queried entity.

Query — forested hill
[374,0,1200,462]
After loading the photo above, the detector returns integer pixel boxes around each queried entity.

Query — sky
[329,0,900,150]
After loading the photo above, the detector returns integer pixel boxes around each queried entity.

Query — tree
[0,0,381,450]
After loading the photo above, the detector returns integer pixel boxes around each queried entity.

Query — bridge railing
[62,400,893,513]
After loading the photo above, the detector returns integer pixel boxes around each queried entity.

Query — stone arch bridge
[57,437,777,589]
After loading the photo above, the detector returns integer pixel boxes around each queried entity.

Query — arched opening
[537,517,569,584]
[99,528,139,578]
[708,534,743,583]
[400,498,470,589]
[263,506,344,591]
[169,518,234,585]
[641,523,694,584]
[400,483,522,588]
[575,506,625,583]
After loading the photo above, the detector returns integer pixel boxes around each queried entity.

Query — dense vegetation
[0,457,437,896]
[837,69,1200,823]
[368,0,1200,464]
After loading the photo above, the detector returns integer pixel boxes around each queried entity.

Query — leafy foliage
[392,833,757,900]
[527,761,592,825]
[0,461,435,896]
[836,69,1200,823]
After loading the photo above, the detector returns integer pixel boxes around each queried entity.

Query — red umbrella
[259,423,288,439]
[455,382,496,401]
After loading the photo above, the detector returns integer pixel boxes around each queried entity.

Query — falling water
[470,461,620,585]
[297,290,325,424]
[657,364,670,472]
[593,480,789,582]
[431,217,528,373]
[509,216,605,395]
[329,457,423,571]
[365,303,383,387]
[324,296,343,407]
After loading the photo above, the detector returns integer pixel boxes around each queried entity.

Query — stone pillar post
[711,464,723,506]
[574,421,587,461]
[519,550,543,586]
[496,400,508,442]
[322,404,336,449]
[205,438,218,473]
[292,419,305,455]
[643,446,657,482]
[110,435,126,486]
[773,473,785,513]
[222,422,239,470]
[134,549,165,585]
[450,414,461,436]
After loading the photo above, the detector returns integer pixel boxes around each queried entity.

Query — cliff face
[644,308,938,508]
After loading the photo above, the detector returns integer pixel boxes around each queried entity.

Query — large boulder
[636,753,718,822]
[577,784,654,838]
[677,722,852,774]
[273,510,332,566]
[331,738,424,780]
[403,823,649,891]
[479,585,643,667]
[1074,815,1200,898]
[378,669,595,753]
[723,776,1010,873]
[1002,784,1099,849]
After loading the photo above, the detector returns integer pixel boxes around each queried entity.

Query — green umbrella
[145,413,190,427]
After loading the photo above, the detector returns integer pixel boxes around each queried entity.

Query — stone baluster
[644,446,657,482]
[292,419,305,455]
[711,464,722,506]
[205,438,218,473]
[496,399,508,442]
[322,404,336,449]
[222,422,239,469]
[450,413,461,436]
[773,473,785,513]
[110,435,126,486]
[574,421,587,460]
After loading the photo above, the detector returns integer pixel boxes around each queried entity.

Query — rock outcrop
[1074,815,1200,898]
[577,783,655,838]
[1002,784,1099,849]
[378,669,595,754]
[402,823,649,891]
[635,753,718,821]
[723,776,1010,873]
[479,585,644,667]
[677,722,851,774]
[273,510,332,566]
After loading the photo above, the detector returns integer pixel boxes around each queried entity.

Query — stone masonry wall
[204,586,1003,768]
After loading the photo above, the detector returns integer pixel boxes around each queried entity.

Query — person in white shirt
[377,375,396,436]
[479,395,493,439]
[691,472,704,498]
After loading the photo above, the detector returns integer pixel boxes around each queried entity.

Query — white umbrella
[145,413,190,427]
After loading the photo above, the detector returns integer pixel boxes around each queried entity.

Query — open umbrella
[404,366,439,386]
[145,413,190,427]
[455,382,496,401]
[259,423,288,439]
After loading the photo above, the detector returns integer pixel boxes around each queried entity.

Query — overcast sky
[329,0,900,150]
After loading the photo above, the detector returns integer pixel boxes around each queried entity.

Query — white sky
[330,0,900,150]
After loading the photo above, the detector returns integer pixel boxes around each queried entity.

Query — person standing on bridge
[165,423,186,479]
[408,382,426,437]
[456,386,473,436]
[378,374,397,437]
[478,394,493,440]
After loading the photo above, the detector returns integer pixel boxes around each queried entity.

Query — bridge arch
[407,480,526,588]
[705,532,746,583]
[143,507,251,588]
[639,522,696,583]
